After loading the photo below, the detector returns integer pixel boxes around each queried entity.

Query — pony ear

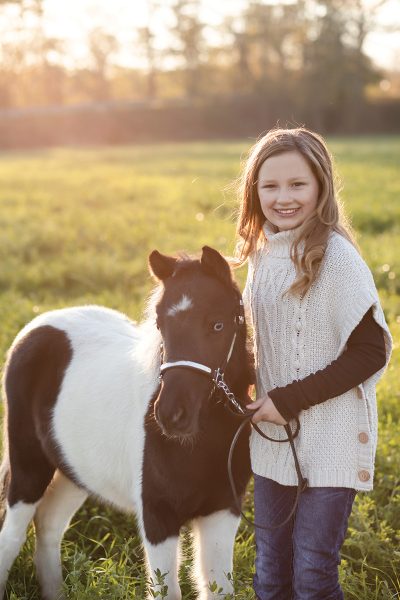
[149,250,177,281]
[200,246,232,285]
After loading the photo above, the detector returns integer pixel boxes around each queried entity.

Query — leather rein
[158,297,308,530]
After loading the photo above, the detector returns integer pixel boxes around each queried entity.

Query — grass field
[0,137,399,599]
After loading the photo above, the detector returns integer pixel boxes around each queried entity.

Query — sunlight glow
[4,0,400,71]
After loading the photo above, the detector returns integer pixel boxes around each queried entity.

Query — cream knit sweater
[244,222,392,491]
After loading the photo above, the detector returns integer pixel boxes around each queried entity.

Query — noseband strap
[160,361,212,376]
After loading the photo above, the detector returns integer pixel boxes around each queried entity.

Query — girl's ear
[148,250,177,280]
[201,246,232,285]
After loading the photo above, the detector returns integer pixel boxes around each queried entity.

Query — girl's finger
[246,397,264,410]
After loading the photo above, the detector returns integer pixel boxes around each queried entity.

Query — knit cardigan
[244,223,392,491]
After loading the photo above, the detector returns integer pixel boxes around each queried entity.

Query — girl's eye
[213,322,224,332]
[293,182,305,187]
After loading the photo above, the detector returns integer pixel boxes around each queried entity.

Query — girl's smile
[257,151,319,231]
[274,208,301,216]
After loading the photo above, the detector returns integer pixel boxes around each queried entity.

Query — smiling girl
[236,128,392,599]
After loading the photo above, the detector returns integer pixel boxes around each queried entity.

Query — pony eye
[213,322,224,332]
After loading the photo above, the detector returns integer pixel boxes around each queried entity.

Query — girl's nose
[277,187,292,203]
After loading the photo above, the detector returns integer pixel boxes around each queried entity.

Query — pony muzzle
[154,394,196,437]
[154,372,211,437]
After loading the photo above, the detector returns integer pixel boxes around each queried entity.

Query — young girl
[237,127,392,600]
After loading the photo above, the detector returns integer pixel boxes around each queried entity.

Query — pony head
[149,246,252,438]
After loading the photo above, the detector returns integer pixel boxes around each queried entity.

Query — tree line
[0,0,398,142]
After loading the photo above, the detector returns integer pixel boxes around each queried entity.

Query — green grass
[0,137,399,599]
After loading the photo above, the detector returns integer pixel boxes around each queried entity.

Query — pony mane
[134,285,163,375]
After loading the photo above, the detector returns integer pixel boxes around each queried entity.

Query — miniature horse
[0,246,253,600]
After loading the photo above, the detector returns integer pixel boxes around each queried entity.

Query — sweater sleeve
[269,307,387,421]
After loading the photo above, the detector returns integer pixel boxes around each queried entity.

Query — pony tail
[0,401,10,529]
[0,454,10,528]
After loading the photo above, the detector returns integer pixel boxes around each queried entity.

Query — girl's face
[257,150,319,231]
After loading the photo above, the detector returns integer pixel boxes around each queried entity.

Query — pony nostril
[154,400,189,433]
[171,406,185,425]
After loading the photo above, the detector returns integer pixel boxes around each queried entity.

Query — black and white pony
[0,246,254,600]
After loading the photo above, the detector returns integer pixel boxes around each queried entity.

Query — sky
[8,0,400,71]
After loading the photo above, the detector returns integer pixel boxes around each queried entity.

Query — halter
[157,294,307,530]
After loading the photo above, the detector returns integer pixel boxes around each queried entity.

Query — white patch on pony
[167,295,193,317]
[192,509,239,599]
[34,470,88,600]
[143,536,182,599]
[0,500,39,596]
[14,304,158,514]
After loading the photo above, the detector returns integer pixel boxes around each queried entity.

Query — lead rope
[227,414,307,531]
[215,370,308,530]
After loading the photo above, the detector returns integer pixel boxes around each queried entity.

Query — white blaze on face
[167,294,193,317]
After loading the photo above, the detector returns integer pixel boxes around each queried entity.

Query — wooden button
[358,470,370,482]
[358,432,369,444]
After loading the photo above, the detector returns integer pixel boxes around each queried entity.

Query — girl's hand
[246,395,288,425]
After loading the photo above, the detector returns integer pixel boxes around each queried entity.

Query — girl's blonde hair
[236,127,359,297]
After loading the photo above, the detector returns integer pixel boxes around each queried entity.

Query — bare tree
[169,0,205,97]
[225,1,306,93]
[300,0,382,129]
[136,0,159,99]
[0,0,66,106]
[88,28,119,101]
[223,15,255,91]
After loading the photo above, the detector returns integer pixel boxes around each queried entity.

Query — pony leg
[143,536,181,600]
[0,500,39,599]
[34,470,88,600]
[192,509,240,599]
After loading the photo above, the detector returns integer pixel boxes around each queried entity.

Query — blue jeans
[253,474,356,600]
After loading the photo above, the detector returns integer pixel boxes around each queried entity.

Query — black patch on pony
[4,325,78,506]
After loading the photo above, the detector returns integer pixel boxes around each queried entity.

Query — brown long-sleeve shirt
[269,307,387,421]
